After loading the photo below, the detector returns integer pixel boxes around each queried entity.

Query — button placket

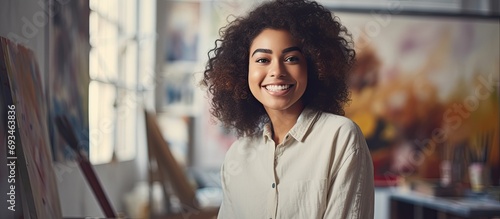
[267,139,278,219]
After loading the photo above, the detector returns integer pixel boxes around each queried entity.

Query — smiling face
[248,29,308,115]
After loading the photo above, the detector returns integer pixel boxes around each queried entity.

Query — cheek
[299,77,308,94]
[247,66,264,84]
[296,68,308,94]
[247,70,261,92]
[293,66,308,84]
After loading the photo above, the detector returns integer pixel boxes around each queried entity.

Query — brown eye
[256,58,269,63]
[285,56,299,62]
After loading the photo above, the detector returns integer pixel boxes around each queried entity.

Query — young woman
[202,0,374,218]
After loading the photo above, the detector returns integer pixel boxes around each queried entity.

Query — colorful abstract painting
[337,11,500,186]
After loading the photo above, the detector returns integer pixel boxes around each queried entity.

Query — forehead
[250,29,298,49]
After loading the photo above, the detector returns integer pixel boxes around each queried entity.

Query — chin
[264,101,303,112]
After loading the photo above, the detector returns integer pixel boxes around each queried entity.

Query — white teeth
[265,84,291,92]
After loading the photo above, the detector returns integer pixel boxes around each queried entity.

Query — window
[89,0,156,164]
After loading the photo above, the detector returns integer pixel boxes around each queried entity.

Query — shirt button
[272,183,275,188]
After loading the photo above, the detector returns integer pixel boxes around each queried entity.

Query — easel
[144,110,219,219]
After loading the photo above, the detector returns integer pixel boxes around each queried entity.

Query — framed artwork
[334,9,500,186]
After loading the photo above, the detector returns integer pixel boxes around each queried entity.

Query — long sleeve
[323,137,374,219]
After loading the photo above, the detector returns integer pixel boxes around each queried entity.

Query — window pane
[114,90,138,161]
[89,81,115,164]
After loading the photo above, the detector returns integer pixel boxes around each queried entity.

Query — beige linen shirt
[217,108,374,219]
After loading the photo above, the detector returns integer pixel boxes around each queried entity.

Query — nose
[269,61,285,78]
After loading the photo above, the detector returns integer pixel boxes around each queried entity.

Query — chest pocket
[277,179,328,219]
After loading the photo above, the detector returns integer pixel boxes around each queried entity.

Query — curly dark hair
[202,0,355,137]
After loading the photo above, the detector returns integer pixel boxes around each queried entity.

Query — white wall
[0,0,48,90]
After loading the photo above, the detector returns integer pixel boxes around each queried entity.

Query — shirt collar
[262,107,320,143]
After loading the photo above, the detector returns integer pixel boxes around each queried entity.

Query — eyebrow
[251,48,272,57]
[251,46,302,57]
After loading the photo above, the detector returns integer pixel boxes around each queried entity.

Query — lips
[264,84,293,92]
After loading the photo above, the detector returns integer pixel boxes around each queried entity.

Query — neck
[266,105,304,145]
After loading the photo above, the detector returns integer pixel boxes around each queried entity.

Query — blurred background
[0,0,499,218]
